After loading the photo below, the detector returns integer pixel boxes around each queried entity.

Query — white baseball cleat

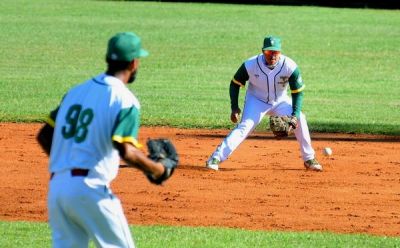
[206,157,220,171]
[304,158,323,172]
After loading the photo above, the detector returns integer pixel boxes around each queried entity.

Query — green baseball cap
[106,32,149,62]
[262,36,282,51]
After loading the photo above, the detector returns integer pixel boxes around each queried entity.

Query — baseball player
[37,32,178,248]
[206,35,322,172]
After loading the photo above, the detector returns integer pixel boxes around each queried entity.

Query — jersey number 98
[62,104,94,143]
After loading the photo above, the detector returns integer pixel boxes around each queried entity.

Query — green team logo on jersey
[62,104,94,143]
[278,76,289,87]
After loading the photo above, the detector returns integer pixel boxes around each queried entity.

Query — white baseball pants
[48,170,135,248]
[211,92,315,163]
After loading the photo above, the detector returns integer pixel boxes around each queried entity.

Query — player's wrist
[231,104,239,111]
[231,107,241,112]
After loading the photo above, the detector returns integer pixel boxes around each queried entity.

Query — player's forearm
[291,92,303,117]
[128,152,165,178]
[115,142,165,177]
[229,81,240,111]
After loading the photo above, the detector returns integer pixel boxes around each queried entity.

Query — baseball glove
[269,115,297,139]
[146,138,179,185]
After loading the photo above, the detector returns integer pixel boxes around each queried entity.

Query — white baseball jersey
[243,54,299,104]
[210,53,315,165]
[47,73,141,186]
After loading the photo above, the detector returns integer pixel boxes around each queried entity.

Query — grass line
[1,221,399,247]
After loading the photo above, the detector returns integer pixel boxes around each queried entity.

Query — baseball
[323,147,333,156]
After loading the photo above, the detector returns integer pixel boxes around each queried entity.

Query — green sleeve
[229,63,249,111]
[112,106,142,148]
[291,92,304,118]
[232,63,249,86]
[229,81,240,111]
[288,68,305,118]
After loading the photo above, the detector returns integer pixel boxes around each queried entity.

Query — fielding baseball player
[37,32,178,248]
[206,35,322,172]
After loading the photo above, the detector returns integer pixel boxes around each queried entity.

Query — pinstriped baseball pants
[211,92,315,163]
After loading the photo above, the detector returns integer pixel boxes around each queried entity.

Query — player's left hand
[146,138,179,185]
[287,115,298,133]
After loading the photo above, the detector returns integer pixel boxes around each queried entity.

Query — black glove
[146,138,179,185]
[269,115,298,139]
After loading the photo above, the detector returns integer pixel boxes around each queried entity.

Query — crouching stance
[206,36,322,172]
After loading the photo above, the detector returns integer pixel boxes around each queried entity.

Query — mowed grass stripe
[0,1,399,134]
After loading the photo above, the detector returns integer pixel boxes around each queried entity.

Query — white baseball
[323,147,333,156]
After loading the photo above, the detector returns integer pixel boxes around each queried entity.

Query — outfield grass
[1,221,399,248]
[0,0,399,134]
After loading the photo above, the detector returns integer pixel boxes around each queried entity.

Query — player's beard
[265,57,279,69]
[128,70,138,84]
[267,62,278,69]
[264,53,280,69]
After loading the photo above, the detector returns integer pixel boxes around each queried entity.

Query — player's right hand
[230,108,241,123]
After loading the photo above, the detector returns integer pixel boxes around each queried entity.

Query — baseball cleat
[206,157,220,171]
[304,158,323,172]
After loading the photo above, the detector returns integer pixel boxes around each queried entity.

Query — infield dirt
[1,123,399,236]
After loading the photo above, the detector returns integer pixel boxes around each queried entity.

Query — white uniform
[47,73,140,248]
[211,54,315,163]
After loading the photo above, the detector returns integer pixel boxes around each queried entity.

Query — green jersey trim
[232,78,244,87]
[233,63,249,86]
[288,67,305,117]
[112,135,143,148]
[112,107,141,148]
[46,116,55,127]
[291,85,305,93]
[46,106,60,127]
[288,67,304,92]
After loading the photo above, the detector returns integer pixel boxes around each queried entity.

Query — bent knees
[236,119,256,137]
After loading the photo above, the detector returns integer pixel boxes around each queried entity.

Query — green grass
[0,0,399,134]
[0,0,400,247]
[1,2,399,246]
[1,221,399,248]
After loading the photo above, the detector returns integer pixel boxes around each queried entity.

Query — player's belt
[50,168,89,180]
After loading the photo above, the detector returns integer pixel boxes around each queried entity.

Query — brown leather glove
[269,115,297,139]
